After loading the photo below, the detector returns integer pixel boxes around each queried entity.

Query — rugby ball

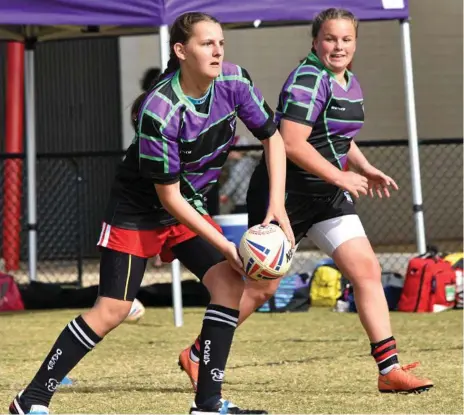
[239,224,293,281]
[124,298,146,323]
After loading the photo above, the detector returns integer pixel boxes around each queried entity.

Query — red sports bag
[398,253,456,313]
[0,273,24,312]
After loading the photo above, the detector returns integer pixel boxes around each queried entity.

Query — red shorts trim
[96,216,222,263]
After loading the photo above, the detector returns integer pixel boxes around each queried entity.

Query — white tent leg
[25,44,37,281]
[171,259,183,328]
[159,24,184,327]
[400,19,427,254]
[160,24,170,71]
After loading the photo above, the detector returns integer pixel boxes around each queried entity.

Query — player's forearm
[347,141,371,173]
[285,140,343,186]
[262,132,287,207]
[155,184,229,252]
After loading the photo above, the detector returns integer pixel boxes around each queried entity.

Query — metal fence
[0,139,462,287]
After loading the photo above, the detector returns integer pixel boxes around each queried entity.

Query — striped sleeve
[279,69,329,126]
[138,112,180,184]
[236,67,277,141]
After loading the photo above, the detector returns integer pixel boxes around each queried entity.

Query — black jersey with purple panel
[275,51,365,197]
[104,62,276,230]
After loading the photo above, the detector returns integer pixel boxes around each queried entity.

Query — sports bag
[398,251,456,313]
[257,272,310,312]
[444,252,463,309]
[310,262,344,307]
[0,273,24,312]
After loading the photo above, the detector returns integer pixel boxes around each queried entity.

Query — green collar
[171,70,215,113]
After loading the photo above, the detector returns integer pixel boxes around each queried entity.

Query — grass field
[1,307,462,414]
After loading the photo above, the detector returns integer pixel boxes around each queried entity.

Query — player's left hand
[361,164,399,198]
[262,204,296,247]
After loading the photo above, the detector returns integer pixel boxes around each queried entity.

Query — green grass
[1,307,462,414]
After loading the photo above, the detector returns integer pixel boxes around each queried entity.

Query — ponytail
[160,51,180,79]
[131,93,147,130]
[130,53,180,131]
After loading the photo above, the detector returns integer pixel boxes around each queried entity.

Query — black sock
[371,336,400,374]
[195,304,239,409]
[190,335,201,362]
[22,315,102,407]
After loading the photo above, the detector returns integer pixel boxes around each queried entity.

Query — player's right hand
[221,241,244,275]
[261,205,295,248]
[336,171,369,198]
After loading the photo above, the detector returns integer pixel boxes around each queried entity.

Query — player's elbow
[283,139,298,159]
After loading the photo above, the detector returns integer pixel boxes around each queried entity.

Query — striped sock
[190,336,201,363]
[22,315,102,407]
[371,336,400,375]
[195,304,239,409]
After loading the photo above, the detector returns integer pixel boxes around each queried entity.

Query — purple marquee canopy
[0,0,409,41]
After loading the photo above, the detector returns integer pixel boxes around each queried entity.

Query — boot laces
[401,361,420,372]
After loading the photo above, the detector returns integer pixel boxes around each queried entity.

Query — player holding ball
[179,7,433,396]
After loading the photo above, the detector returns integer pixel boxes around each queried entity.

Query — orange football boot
[178,346,199,392]
[378,362,434,394]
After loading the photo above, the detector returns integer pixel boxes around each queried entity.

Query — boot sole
[379,385,433,394]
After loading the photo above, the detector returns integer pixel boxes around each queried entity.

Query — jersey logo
[344,191,353,204]
[227,114,236,131]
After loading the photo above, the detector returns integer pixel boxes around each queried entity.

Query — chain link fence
[218,139,463,276]
[0,139,462,287]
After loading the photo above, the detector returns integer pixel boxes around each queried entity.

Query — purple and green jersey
[104,62,276,229]
[275,51,365,196]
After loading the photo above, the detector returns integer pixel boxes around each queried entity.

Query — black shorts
[99,236,225,301]
[247,183,357,245]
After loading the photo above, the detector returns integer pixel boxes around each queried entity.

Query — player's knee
[203,261,245,306]
[254,289,275,307]
[93,297,132,330]
[349,255,382,288]
[245,279,279,307]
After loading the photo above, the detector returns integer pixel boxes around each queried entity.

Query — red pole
[3,42,25,271]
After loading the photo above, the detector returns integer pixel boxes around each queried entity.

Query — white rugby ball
[124,298,146,323]
[239,224,293,281]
